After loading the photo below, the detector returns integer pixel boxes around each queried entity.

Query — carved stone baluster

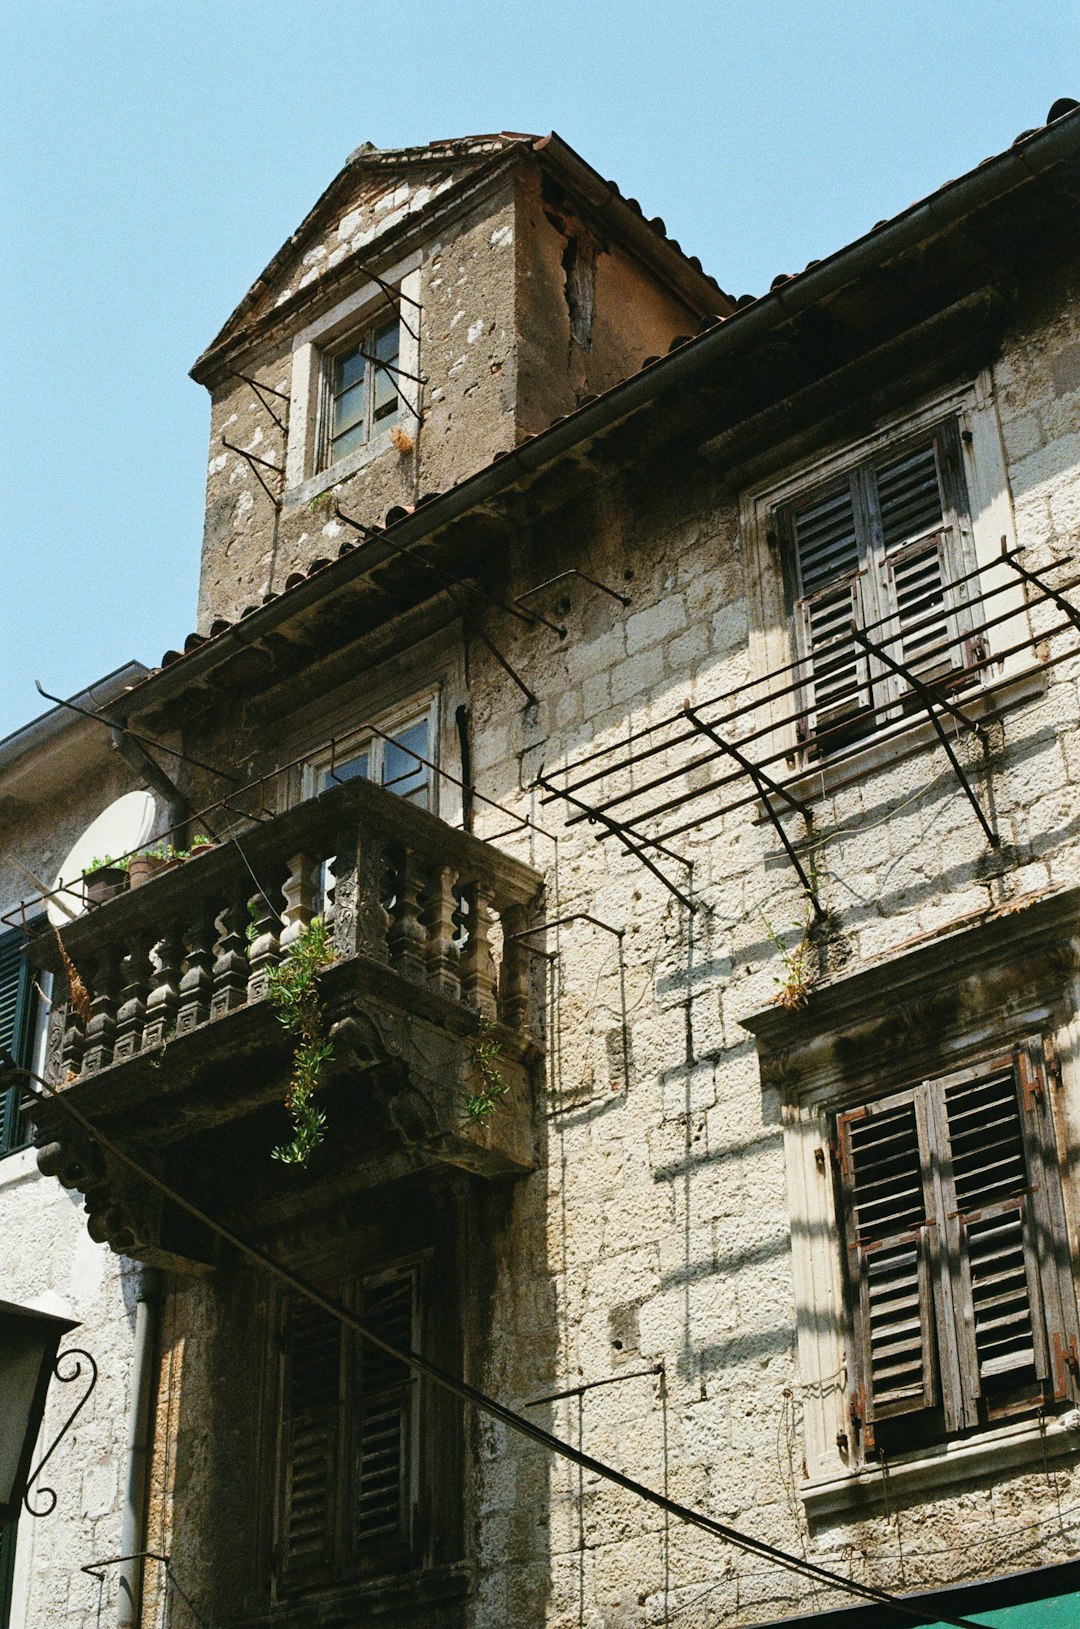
[113,935,153,1061]
[280,853,318,952]
[388,847,426,982]
[328,829,359,960]
[142,925,182,1049]
[355,830,390,964]
[247,887,282,1001]
[211,893,250,1019]
[460,882,498,1018]
[424,863,460,998]
[176,906,216,1034]
[498,902,530,1033]
[83,946,121,1073]
[60,1005,85,1081]
[45,999,65,1084]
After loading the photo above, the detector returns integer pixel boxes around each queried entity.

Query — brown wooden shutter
[354,1270,415,1548]
[837,1087,940,1447]
[874,441,969,691]
[279,1298,344,1590]
[789,481,875,750]
[935,1047,1080,1423]
[1017,1043,1080,1403]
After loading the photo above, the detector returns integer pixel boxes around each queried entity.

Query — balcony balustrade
[29,775,544,1266]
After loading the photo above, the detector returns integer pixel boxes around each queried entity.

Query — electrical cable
[2,1050,996,1629]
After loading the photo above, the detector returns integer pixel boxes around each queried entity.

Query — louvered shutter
[354,1270,415,1550]
[935,1056,1048,1426]
[0,929,34,1156]
[837,1088,940,1447]
[789,482,876,753]
[874,440,970,692]
[279,1299,344,1591]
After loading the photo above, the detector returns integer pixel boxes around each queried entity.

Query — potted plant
[82,856,129,906]
[128,845,182,889]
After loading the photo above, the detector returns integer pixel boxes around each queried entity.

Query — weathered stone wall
[195,156,706,632]
[0,737,140,1629]
[452,275,1080,1626]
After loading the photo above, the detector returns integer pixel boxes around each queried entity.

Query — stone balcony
[29,775,544,1268]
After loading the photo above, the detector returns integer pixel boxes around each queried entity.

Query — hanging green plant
[268,916,336,1166]
[464,1013,510,1122]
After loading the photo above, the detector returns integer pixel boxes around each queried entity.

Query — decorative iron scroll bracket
[682,703,823,915]
[24,1346,99,1517]
[849,627,1000,849]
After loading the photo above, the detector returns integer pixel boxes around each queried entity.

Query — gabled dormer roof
[190,130,732,384]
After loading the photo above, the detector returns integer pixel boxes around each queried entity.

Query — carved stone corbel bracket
[330,1001,535,1178]
[33,1120,215,1272]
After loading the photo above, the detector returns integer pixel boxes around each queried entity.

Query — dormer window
[324,318,401,469]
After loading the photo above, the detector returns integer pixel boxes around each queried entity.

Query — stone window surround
[283,250,422,510]
[739,371,1030,790]
[742,887,1080,1520]
[280,626,468,829]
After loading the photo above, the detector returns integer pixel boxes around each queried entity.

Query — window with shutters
[276,1263,420,1595]
[0,927,37,1158]
[775,420,981,757]
[835,1040,1080,1463]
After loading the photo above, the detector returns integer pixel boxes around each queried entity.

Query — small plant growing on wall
[268,917,336,1166]
[759,908,815,1011]
[464,1013,510,1122]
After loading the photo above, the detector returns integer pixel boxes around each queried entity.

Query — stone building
[5,108,1080,1627]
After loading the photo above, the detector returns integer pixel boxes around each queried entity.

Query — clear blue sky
[1,0,1076,744]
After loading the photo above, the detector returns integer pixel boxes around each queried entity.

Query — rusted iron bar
[684,704,821,912]
[553,567,1078,828]
[851,629,999,848]
[220,438,283,510]
[546,545,1051,792]
[227,371,289,433]
[335,504,565,638]
[514,569,632,612]
[535,774,697,912]
[350,263,422,343]
[1001,541,1080,632]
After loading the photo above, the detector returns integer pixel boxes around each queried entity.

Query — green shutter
[0,929,35,1157]
[0,1521,15,1629]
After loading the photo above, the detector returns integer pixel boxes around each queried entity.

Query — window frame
[284,255,422,508]
[740,376,1031,782]
[834,1039,1080,1464]
[272,1254,429,1600]
[319,314,403,473]
[301,692,439,814]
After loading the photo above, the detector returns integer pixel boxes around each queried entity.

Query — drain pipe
[116,1267,162,1629]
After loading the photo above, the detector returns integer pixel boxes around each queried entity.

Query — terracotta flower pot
[83,866,128,907]
[128,853,179,889]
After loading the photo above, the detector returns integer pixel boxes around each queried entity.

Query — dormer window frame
[284,253,422,508]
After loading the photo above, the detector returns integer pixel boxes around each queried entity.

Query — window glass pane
[372,322,400,424]
[383,721,429,806]
[330,421,368,464]
[335,344,367,394]
[322,749,370,788]
[332,380,367,438]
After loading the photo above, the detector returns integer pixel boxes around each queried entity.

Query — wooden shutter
[789,482,875,751]
[837,1088,940,1447]
[354,1270,415,1549]
[874,441,970,691]
[278,1299,344,1591]
[936,1045,1080,1422]
[0,930,34,1156]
